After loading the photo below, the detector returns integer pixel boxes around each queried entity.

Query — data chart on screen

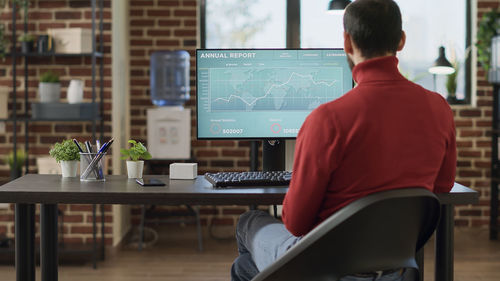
[196,49,352,139]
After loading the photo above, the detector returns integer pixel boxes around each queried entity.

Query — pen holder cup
[80,152,106,182]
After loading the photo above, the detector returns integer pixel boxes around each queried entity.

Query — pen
[81,138,114,179]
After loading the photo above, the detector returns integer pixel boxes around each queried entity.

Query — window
[204,0,286,48]
[203,0,472,104]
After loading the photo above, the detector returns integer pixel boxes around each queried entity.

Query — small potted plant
[49,139,81,177]
[18,33,35,53]
[7,149,26,179]
[120,140,152,178]
[39,70,61,103]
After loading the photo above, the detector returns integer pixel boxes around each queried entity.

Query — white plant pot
[60,160,78,178]
[126,160,144,179]
[39,82,61,103]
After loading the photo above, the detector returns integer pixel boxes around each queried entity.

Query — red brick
[459,130,483,137]
[196,150,218,157]
[458,170,483,178]
[211,160,235,167]
[211,218,234,226]
[38,1,66,8]
[174,10,196,17]
[211,140,235,147]
[474,161,490,168]
[159,19,181,26]
[55,11,82,20]
[54,124,83,133]
[456,161,472,167]
[222,208,247,215]
[63,215,84,223]
[131,0,154,6]
[157,39,181,46]
[222,149,246,157]
[460,109,483,117]
[147,10,171,17]
[174,29,196,37]
[130,19,155,27]
[458,151,482,158]
[147,29,171,37]
[456,141,473,148]
[69,204,93,212]
[454,120,473,127]
[159,0,180,6]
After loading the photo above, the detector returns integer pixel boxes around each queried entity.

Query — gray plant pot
[38,82,61,103]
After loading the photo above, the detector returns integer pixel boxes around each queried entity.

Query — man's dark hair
[343,0,403,59]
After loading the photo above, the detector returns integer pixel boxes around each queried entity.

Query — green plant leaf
[121,139,151,161]
[49,139,81,162]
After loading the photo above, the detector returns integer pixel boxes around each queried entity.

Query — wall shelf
[6,0,106,269]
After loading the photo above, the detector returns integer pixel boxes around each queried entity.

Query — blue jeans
[231,210,412,281]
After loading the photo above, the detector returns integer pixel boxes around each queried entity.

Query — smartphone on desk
[136,178,166,187]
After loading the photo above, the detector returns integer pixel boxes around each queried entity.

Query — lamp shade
[428,46,455,75]
[327,0,352,14]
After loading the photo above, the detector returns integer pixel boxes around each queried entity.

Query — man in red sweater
[231,0,456,280]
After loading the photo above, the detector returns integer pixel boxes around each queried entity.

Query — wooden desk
[0,175,478,281]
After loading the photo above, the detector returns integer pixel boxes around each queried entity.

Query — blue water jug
[150,50,190,106]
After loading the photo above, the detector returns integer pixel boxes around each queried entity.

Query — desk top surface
[0,174,478,206]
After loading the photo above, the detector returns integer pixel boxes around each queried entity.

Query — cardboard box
[0,86,8,119]
[47,28,92,54]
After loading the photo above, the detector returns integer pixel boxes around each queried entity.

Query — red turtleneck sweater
[282,56,456,237]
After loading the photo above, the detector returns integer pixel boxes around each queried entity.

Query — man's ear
[397,31,406,51]
[344,32,354,55]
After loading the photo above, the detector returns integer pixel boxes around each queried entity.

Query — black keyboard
[204,171,292,188]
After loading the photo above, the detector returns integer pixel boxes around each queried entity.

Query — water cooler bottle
[147,50,191,159]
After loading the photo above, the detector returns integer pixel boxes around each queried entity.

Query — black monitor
[196,49,353,140]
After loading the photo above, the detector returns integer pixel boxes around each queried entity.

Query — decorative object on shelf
[121,140,152,179]
[17,33,35,53]
[49,139,81,177]
[0,86,8,119]
[445,61,460,104]
[38,70,61,103]
[67,79,84,104]
[0,23,8,60]
[7,149,26,179]
[47,28,92,54]
[37,34,53,54]
[476,9,500,79]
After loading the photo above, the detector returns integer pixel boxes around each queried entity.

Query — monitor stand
[263,140,286,171]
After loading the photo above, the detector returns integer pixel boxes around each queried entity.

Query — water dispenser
[150,50,190,106]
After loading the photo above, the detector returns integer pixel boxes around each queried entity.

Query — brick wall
[452,0,499,227]
[0,0,113,245]
[128,0,248,229]
[0,0,498,247]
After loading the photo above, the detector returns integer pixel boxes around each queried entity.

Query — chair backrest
[251,188,441,281]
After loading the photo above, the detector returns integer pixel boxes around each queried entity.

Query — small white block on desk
[169,163,197,179]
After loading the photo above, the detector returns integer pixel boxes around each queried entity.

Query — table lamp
[327,0,352,15]
[428,46,455,75]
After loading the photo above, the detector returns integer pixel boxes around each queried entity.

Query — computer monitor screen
[196,49,353,139]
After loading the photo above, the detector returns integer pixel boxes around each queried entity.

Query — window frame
[200,0,472,105]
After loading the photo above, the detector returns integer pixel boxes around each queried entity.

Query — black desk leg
[435,204,454,281]
[15,203,35,281]
[41,204,58,281]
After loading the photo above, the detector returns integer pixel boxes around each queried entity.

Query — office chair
[251,188,441,281]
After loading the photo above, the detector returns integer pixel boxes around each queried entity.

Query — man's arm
[434,109,456,193]
[282,107,342,236]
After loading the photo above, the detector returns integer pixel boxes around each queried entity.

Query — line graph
[209,67,344,112]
